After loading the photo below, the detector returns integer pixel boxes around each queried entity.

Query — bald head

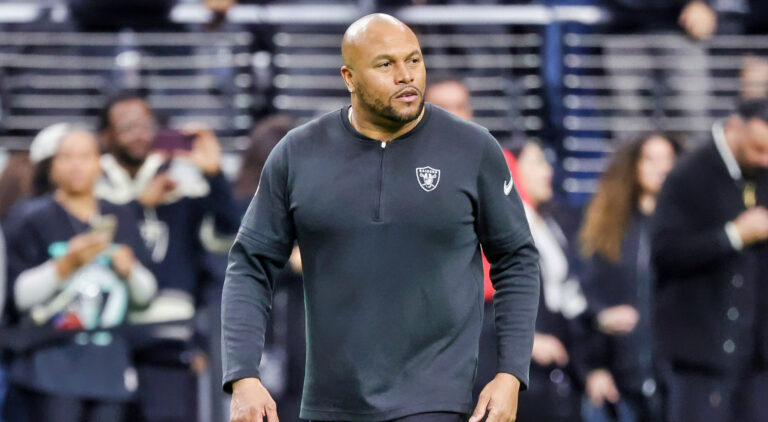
[342,14,417,68]
[340,13,426,127]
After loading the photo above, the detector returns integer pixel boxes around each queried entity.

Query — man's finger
[469,392,491,422]
[266,403,279,422]
[483,406,504,422]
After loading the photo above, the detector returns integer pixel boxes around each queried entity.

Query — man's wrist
[495,372,521,385]
[232,377,262,389]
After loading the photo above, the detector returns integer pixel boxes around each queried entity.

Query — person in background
[5,124,156,422]
[223,114,305,422]
[425,75,531,404]
[652,98,768,422]
[740,56,768,101]
[425,74,474,121]
[234,115,298,212]
[0,129,73,422]
[578,133,682,422]
[96,91,240,422]
[511,139,586,422]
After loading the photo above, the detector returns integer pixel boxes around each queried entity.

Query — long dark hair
[580,133,682,262]
[235,115,297,199]
[0,152,35,219]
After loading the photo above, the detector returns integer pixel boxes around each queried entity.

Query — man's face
[106,99,156,166]
[736,118,768,171]
[425,81,473,121]
[347,27,426,124]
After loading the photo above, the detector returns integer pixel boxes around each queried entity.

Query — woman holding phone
[6,123,156,422]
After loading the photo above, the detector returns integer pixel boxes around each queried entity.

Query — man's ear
[340,66,355,94]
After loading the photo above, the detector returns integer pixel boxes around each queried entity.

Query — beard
[112,145,147,168]
[356,84,424,124]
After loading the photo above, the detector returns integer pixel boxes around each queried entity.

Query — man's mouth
[394,88,420,103]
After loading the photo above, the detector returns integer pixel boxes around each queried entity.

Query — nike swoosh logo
[504,179,514,196]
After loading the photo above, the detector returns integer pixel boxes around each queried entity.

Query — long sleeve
[13,260,61,311]
[221,141,295,393]
[475,136,540,390]
[577,256,618,371]
[126,262,157,307]
[7,213,56,313]
[651,168,737,280]
[196,171,243,254]
[200,171,242,235]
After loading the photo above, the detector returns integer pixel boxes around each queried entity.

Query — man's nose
[394,62,414,84]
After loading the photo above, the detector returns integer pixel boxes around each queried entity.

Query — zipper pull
[381,141,387,149]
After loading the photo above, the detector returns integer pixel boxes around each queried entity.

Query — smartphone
[152,128,195,153]
[89,214,117,243]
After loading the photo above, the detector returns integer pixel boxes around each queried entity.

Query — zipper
[375,141,387,221]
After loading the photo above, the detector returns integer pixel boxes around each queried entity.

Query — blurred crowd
[0,1,767,422]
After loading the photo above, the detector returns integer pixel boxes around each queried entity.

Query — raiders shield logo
[416,166,441,192]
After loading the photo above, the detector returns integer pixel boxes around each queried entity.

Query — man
[97,92,240,422]
[424,75,474,122]
[223,14,540,422]
[652,98,768,422]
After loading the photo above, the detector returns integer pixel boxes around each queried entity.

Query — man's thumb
[469,394,490,422]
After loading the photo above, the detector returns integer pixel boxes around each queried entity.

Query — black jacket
[651,138,768,375]
[222,104,540,420]
[581,213,655,393]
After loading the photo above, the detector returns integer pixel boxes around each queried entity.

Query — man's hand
[469,373,521,422]
[180,125,222,176]
[531,334,569,367]
[679,1,717,40]
[596,305,639,336]
[733,206,768,246]
[230,378,278,422]
[585,369,620,408]
[110,245,136,278]
[138,173,177,208]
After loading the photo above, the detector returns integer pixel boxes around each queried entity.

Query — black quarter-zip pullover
[222,103,540,421]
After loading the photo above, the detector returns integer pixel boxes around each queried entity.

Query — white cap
[29,123,73,163]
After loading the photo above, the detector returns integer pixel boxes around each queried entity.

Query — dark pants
[21,389,125,422]
[582,390,662,422]
[129,364,197,422]
[313,411,467,422]
[666,369,768,422]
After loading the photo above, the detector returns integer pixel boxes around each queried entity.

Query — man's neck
[55,189,98,222]
[349,104,425,142]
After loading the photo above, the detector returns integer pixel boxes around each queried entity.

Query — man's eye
[378,62,391,68]
[410,58,420,64]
